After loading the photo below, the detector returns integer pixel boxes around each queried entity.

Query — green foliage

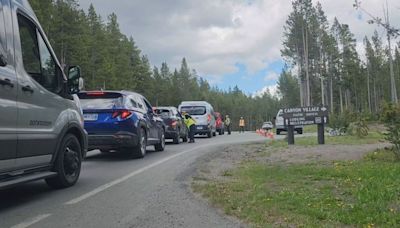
[348,118,369,138]
[281,0,399,116]
[328,113,351,134]
[381,103,400,160]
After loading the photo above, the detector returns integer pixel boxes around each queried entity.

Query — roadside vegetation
[193,122,400,227]
[194,149,400,227]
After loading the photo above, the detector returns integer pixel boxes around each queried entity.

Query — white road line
[65,146,201,205]
[65,137,264,205]
[10,214,51,228]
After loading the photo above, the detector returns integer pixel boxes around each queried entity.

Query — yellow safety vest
[184,117,196,128]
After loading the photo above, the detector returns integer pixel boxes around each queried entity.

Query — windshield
[181,106,206,115]
[80,97,124,110]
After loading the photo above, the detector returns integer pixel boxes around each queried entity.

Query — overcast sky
[77,0,400,95]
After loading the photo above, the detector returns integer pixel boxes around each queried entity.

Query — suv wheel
[155,129,165,151]
[131,128,146,158]
[173,129,180,144]
[46,134,82,189]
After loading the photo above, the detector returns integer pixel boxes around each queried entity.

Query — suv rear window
[79,92,124,109]
[181,106,206,115]
[155,109,171,118]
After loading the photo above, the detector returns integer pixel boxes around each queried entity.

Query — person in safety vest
[183,112,196,143]
[239,117,245,133]
[225,115,231,135]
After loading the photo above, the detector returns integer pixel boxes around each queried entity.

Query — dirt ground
[194,141,391,182]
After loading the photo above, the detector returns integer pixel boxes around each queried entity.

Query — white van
[275,109,303,135]
[178,101,217,138]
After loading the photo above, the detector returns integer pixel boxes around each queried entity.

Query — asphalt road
[0,132,278,228]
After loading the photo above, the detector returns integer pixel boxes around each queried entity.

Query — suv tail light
[112,110,132,120]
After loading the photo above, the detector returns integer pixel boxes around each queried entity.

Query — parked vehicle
[178,101,217,138]
[215,112,225,135]
[0,0,87,190]
[154,106,188,144]
[262,121,273,130]
[275,109,303,135]
[78,91,165,158]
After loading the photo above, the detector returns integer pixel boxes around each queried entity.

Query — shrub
[328,113,351,135]
[381,103,400,160]
[348,118,369,138]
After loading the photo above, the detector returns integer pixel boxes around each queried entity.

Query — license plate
[197,126,203,130]
[83,114,98,121]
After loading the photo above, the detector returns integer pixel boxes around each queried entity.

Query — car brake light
[86,91,105,96]
[207,114,211,123]
[171,120,177,128]
[112,110,132,120]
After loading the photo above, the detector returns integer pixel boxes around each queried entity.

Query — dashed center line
[65,146,202,205]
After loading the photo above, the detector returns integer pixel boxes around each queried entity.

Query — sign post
[287,125,295,145]
[282,106,329,145]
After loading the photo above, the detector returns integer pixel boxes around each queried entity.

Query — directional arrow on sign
[321,107,327,112]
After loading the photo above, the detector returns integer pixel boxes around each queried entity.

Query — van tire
[207,131,212,138]
[46,134,82,189]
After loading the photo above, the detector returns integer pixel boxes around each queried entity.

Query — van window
[181,106,206,115]
[0,3,5,49]
[17,14,59,92]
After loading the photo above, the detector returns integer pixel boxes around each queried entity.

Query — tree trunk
[367,62,372,113]
[339,86,343,113]
[302,21,310,106]
[388,36,398,103]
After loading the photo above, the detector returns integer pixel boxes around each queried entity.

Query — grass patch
[303,125,318,133]
[194,149,400,227]
[268,132,385,148]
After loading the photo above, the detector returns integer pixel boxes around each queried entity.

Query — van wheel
[46,134,82,189]
[207,131,212,138]
[130,128,146,158]
[155,129,165,151]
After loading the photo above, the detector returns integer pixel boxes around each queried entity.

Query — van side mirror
[68,66,81,81]
[67,66,82,94]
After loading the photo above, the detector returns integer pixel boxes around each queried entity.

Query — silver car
[178,101,217,138]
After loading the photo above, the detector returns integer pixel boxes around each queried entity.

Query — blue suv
[78,91,165,158]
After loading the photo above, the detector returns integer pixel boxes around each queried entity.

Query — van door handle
[22,85,34,93]
[0,78,14,88]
